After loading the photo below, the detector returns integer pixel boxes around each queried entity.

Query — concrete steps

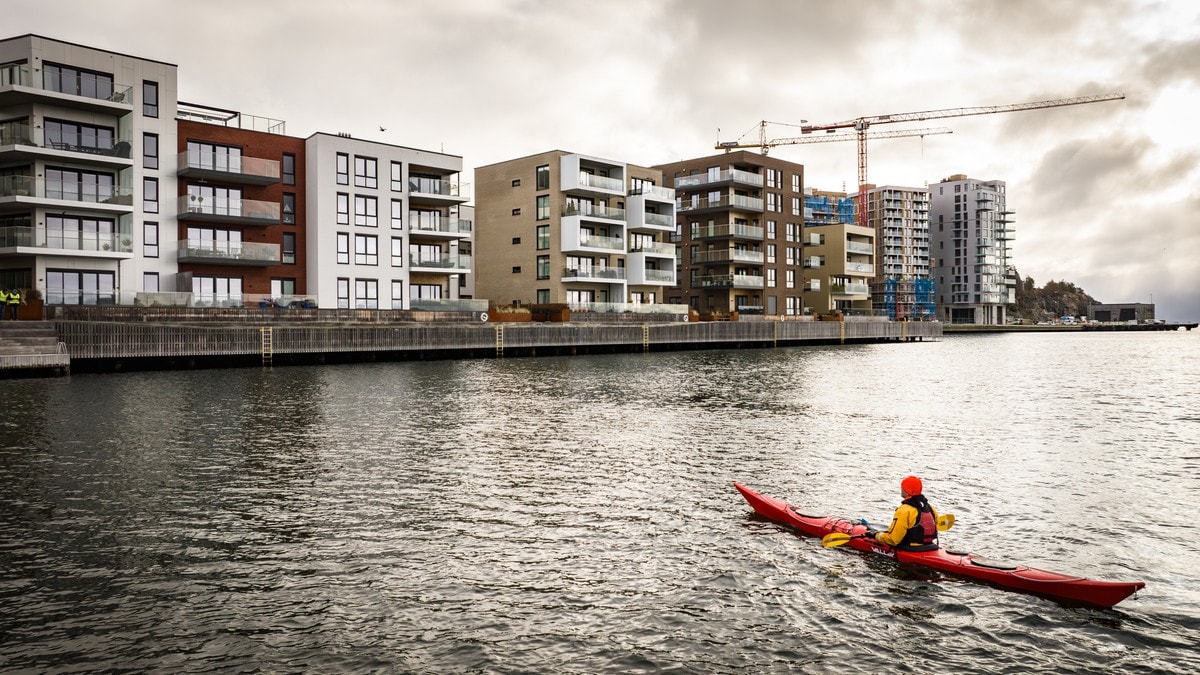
[0,321,70,377]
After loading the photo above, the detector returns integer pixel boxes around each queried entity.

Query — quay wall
[54,319,941,371]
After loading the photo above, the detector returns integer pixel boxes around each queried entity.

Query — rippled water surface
[2,331,1199,673]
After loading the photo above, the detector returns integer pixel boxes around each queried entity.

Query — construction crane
[719,93,1125,227]
[718,125,954,154]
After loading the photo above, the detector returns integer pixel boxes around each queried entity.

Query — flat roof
[1,33,177,68]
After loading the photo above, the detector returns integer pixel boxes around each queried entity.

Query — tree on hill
[1009,269,1099,322]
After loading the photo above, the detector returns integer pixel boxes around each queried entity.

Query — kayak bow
[734,482,1145,609]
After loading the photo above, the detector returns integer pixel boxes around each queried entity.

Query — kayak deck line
[734,482,1145,609]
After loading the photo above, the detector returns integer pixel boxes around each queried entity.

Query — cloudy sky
[12,0,1199,320]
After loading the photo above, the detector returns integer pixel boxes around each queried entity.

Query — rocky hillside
[1010,271,1099,322]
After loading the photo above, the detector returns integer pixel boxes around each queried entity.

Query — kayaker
[866,475,939,551]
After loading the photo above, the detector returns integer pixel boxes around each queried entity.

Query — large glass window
[536,255,550,280]
[336,153,349,185]
[43,62,114,100]
[536,164,550,190]
[355,279,379,308]
[46,269,115,305]
[410,243,442,266]
[354,156,377,188]
[536,225,550,250]
[44,118,116,155]
[354,234,378,265]
[354,195,377,227]
[45,167,115,202]
[186,141,242,172]
[143,221,158,258]
[192,276,242,306]
[143,80,159,117]
[409,209,441,231]
[536,195,550,220]
[186,184,241,216]
[412,284,442,300]
[271,279,296,297]
[46,215,115,251]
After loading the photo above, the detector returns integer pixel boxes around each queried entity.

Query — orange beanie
[901,475,923,496]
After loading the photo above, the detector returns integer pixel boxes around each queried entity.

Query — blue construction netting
[804,195,855,224]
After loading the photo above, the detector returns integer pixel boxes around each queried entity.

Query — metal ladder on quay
[260,326,273,367]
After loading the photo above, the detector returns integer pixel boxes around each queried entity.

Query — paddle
[820,513,956,548]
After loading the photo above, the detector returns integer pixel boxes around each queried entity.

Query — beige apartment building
[802,188,875,315]
[474,150,675,307]
[653,151,808,317]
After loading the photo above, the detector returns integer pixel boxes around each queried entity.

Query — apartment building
[176,104,306,304]
[929,174,1016,324]
[653,151,806,316]
[864,184,934,319]
[0,34,178,302]
[802,188,875,314]
[474,150,675,307]
[305,133,470,309]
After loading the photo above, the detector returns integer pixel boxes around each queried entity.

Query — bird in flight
[379,126,387,132]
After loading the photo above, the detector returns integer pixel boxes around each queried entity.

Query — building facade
[864,184,933,319]
[0,34,178,303]
[474,150,675,307]
[654,151,806,317]
[929,174,1016,325]
[802,188,875,315]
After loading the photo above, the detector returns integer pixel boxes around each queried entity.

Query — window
[45,167,115,202]
[512,237,521,245]
[767,269,776,288]
[282,153,296,185]
[512,208,521,216]
[337,278,350,308]
[537,289,550,304]
[46,269,116,305]
[767,243,776,264]
[142,81,158,117]
[391,281,404,309]
[536,164,550,190]
[536,225,550,250]
[186,184,240,216]
[411,243,442,266]
[271,279,296,297]
[537,255,550,280]
[786,270,796,289]
[282,233,296,264]
[391,237,405,266]
[390,200,404,229]
[354,234,378,265]
[412,284,442,300]
[336,233,350,264]
[43,62,114,100]
[390,161,403,191]
[355,279,378,308]
[45,215,115,251]
[142,132,157,168]
[792,174,801,192]
[191,275,242,305]
[766,168,779,188]
[143,221,158,258]
[282,193,296,224]
[512,178,521,187]
[512,266,522,274]
[354,156,377,188]
[336,153,349,185]
[410,208,441,231]
[44,119,116,156]
[766,220,776,239]
[143,272,159,293]
[337,193,349,224]
[143,177,158,213]
[186,141,241,172]
[536,195,550,220]
[355,195,378,227]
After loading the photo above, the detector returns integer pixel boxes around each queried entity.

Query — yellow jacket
[0,290,8,303]
[6,290,19,304]
[875,501,939,547]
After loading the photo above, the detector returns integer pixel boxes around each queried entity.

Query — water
[2,331,1199,673]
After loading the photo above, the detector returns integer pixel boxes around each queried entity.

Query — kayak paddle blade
[937,513,956,532]
[821,532,855,548]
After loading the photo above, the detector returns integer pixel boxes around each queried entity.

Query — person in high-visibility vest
[0,288,8,320]
[5,288,19,320]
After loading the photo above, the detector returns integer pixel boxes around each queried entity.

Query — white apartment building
[0,34,178,302]
[929,174,1016,325]
[305,133,471,309]
[866,185,934,319]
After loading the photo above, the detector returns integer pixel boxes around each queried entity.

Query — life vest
[899,495,938,551]
[0,290,8,303]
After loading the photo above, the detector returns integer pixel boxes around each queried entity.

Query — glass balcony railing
[562,266,627,280]
[0,175,133,205]
[576,172,624,192]
[0,121,132,158]
[629,184,676,200]
[409,298,488,312]
[563,203,626,221]
[1,63,133,104]
[410,218,473,235]
[179,150,280,181]
[831,283,871,295]
[674,169,764,189]
[178,195,280,222]
[409,177,469,199]
[641,212,675,227]
[629,241,676,255]
[0,225,132,252]
[409,253,472,270]
[640,269,675,283]
[678,194,764,212]
[578,233,624,250]
[177,239,281,264]
[698,274,765,288]
[846,241,874,255]
[845,262,874,274]
[694,223,764,240]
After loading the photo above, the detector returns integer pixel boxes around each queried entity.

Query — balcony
[408,176,470,204]
[693,248,764,264]
[697,273,764,289]
[561,266,627,283]
[694,223,764,240]
[846,241,874,255]
[561,226,625,254]
[0,175,133,214]
[628,240,676,256]
[831,282,871,296]
[803,256,822,268]
[804,279,821,291]
[177,239,281,266]
[626,265,675,286]
[560,155,625,196]
[562,202,626,222]
[0,63,133,113]
[409,252,472,273]
[844,261,874,276]
[177,150,280,185]
[177,195,280,226]
[0,224,132,257]
[677,193,764,213]
[674,169,764,190]
[0,121,133,168]
[410,218,473,239]
[626,192,675,232]
[628,184,675,201]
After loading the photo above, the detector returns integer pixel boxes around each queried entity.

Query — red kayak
[734,482,1145,609]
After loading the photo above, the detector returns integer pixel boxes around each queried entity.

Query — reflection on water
[1,332,1199,672]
